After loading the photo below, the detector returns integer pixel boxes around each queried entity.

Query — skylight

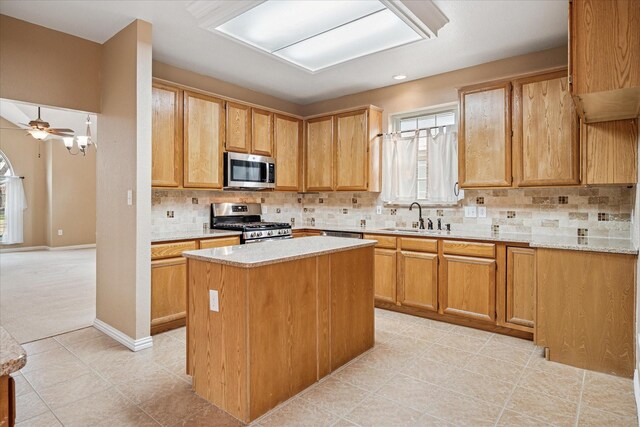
[214,0,425,72]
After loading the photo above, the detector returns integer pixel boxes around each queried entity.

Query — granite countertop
[183,236,377,267]
[294,226,638,255]
[151,229,242,243]
[0,326,26,376]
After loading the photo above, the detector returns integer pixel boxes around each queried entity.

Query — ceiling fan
[0,106,74,140]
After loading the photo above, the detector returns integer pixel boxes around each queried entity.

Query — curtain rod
[377,125,455,138]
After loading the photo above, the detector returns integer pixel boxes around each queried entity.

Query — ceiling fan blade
[19,123,32,128]
[49,128,75,133]
[0,127,31,131]
[49,130,74,137]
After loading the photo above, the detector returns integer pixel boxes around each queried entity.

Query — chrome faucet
[409,202,424,229]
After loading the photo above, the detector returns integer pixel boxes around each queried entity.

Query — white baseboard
[635,369,640,422]
[48,244,96,251]
[0,244,96,253]
[0,245,48,253]
[93,319,153,352]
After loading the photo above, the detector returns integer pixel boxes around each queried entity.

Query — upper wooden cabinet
[459,81,512,188]
[513,71,580,186]
[583,119,638,185]
[274,114,302,191]
[183,91,225,188]
[569,0,640,123]
[305,116,334,191]
[252,108,274,156]
[225,102,251,153]
[152,83,182,187]
[305,106,382,192]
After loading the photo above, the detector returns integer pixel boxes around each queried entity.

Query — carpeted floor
[0,248,95,344]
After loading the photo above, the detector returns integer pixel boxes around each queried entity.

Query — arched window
[0,150,16,238]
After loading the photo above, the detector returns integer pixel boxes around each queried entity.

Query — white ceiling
[0,0,568,105]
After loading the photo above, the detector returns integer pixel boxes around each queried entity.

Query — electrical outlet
[209,290,219,312]
[478,207,487,218]
[263,207,268,213]
[464,206,477,218]
[376,206,382,214]
[127,190,133,206]
[57,229,63,236]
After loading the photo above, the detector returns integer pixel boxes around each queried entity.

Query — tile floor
[12,308,638,426]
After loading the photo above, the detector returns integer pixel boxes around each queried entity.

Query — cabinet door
[225,102,251,153]
[441,255,496,322]
[252,108,274,156]
[335,110,368,190]
[184,91,225,188]
[505,247,535,331]
[374,248,396,303]
[151,257,187,334]
[274,114,302,191]
[398,251,438,311]
[305,116,334,191]
[152,83,182,187]
[584,119,638,185]
[459,82,512,188]
[513,71,580,186]
[199,236,240,249]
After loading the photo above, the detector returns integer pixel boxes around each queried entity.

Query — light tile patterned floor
[12,308,638,426]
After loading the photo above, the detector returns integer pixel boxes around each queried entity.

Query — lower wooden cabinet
[151,257,188,334]
[505,247,535,331]
[397,251,438,311]
[199,236,240,249]
[441,255,496,322]
[373,248,397,304]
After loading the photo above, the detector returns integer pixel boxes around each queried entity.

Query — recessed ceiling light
[393,74,407,80]
[190,0,448,72]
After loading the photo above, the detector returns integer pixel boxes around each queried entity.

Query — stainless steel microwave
[224,152,275,190]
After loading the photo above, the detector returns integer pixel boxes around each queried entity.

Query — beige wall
[0,118,47,247]
[0,118,95,249]
[300,46,568,128]
[153,61,302,116]
[0,15,101,113]
[96,19,152,341]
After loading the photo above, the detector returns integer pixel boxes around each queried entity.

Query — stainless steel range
[210,202,292,243]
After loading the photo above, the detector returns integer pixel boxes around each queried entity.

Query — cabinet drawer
[399,237,437,253]
[199,236,240,249]
[363,234,397,249]
[442,240,495,258]
[151,240,197,260]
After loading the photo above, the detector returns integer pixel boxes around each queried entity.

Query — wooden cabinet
[441,254,496,323]
[584,119,638,185]
[398,251,438,312]
[183,91,225,188]
[459,81,512,188]
[152,83,182,187]
[0,375,15,427]
[505,247,535,332]
[292,229,322,238]
[252,108,274,156]
[536,249,636,377]
[513,71,581,186]
[151,237,238,335]
[335,110,368,190]
[373,248,397,304]
[305,116,334,191]
[225,102,251,153]
[569,0,640,122]
[274,114,302,191]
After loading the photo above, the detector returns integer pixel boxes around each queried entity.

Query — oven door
[224,152,275,189]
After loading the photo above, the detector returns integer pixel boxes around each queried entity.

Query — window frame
[0,149,15,239]
[385,102,460,207]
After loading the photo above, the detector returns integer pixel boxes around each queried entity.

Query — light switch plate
[464,206,477,218]
[127,190,133,206]
[209,290,219,312]
[478,207,487,218]
[376,206,382,215]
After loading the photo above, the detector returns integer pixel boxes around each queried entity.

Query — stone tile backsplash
[151,186,634,239]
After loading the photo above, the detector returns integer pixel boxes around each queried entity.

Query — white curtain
[426,126,463,203]
[1,177,27,244]
[382,132,418,203]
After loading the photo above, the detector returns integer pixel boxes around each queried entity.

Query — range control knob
[268,231,273,236]
[257,232,262,237]
[250,232,256,237]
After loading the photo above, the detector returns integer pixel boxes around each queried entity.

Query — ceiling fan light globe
[28,128,49,140]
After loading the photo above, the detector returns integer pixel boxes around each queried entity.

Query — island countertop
[183,235,376,267]
[0,326,26,376]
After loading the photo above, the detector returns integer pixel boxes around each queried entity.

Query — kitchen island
[182,236,376,423]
